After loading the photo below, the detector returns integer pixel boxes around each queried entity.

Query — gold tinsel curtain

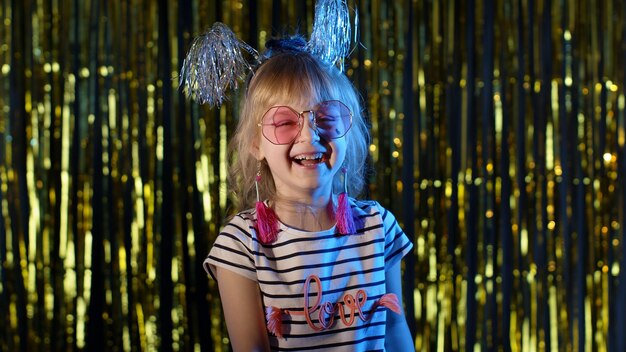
[1,0,625,351]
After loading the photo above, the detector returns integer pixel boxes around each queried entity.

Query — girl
[202,38,415,351]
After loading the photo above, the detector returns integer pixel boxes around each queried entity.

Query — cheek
[260,142,290,164]
[332,140,348,164]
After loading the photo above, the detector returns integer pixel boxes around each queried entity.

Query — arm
[385,261,414,351]
[216,267,270,352]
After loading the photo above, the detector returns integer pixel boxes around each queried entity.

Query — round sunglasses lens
[262,106,300,144]
[316,101,352,139]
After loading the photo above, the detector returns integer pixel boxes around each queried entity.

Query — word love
[265,274,401,338]
[303,275,372,330]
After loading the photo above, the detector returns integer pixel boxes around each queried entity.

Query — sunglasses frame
[257,100,353,145]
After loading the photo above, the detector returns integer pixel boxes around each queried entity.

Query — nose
[296,111,319,143]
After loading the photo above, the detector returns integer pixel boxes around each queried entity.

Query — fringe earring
[336,167,356,235]
[255,165,279,244]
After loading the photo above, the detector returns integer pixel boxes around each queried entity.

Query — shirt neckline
[278,221,338,237]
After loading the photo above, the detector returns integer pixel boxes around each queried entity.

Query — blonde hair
[228,51,370,211]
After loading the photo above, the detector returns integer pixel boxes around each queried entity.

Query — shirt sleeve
[376,202,413,270]
[203,214,258,282]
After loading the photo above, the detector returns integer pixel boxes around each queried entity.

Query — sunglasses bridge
[258,101,353,145]
[296,110,319,131]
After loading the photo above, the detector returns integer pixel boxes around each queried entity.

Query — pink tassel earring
[255,164,280,244]
[336,167,356,235]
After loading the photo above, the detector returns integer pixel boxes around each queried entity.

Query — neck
[272,191,336,232]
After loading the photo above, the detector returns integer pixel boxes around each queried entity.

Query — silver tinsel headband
[179,0,357,107]
[179,23,258,106]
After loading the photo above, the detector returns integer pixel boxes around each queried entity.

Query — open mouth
[292,152,328,166]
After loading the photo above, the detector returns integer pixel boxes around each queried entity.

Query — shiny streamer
[179,22,258,107]
[1,1,625,351]
[307,0,353,70]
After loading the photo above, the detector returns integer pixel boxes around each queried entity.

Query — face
[256,99,349,201]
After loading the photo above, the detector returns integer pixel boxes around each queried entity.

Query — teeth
[294,153,324,160]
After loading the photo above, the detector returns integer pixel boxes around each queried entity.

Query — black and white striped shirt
[204,198,413,351]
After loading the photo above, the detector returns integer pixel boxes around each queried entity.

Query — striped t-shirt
[204,198,413,351]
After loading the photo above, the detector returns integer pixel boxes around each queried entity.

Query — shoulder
[205,208,263,279]
[219,208,259,242]
[349,198,387,233]
[349,198,394,221]
[224,208,257,226]
[349,198,381,215]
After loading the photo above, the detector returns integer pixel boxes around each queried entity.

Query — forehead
[262,80,337,108]
[250,60,342,108]
[266,93,317,110]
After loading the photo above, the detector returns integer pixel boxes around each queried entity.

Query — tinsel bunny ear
[179,22,258,107]
[307,0,355,70]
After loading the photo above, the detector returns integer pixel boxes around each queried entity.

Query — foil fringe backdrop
[0,0,625,351]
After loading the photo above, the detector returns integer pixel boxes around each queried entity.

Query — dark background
[1,0,625,351]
